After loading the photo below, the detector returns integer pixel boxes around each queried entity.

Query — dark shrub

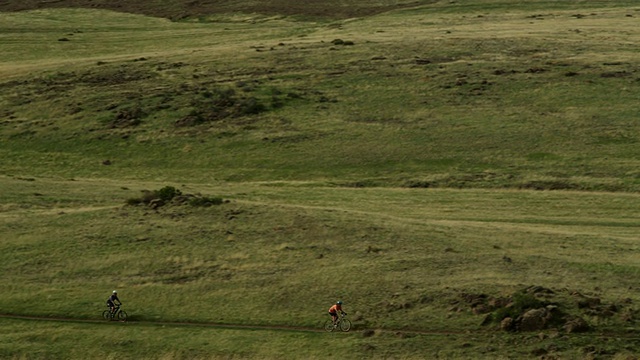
[212,88,236,108]
[155,186,181,202]
[238,97,266,115]
[126,187,226,209]
[189,196,224,207]
[126,197,143,206]
[493,292,544,322]
[110,106,145,128]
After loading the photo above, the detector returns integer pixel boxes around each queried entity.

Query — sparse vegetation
[126,186,181,206]
[189,195,224,207]
[126,186,225,208]
[1,1,640,359]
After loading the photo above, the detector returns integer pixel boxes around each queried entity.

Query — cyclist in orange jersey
[328,300,346,326]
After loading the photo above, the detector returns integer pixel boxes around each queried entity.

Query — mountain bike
[102,305,127,321]
[324,313,351,332]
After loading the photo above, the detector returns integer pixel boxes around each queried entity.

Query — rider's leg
[110,306,116,319]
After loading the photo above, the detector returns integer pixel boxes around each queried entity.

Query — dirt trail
[0,313,323,333]
[0,205,119,219]
[2,313,639,340]
[0,313,514,336]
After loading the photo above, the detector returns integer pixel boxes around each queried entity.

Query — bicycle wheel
[117,310,128,321]
[323,319,335,332]
[102,310,112,320]
[339,319,352,332]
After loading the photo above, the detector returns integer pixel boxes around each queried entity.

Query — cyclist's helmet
[336,300,343,305]
[113,290,118,294]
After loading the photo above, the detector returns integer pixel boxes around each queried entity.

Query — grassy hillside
[1,176,639,358]
[0,0,429,20]
[1,1,639,359]
[2,3,640,190]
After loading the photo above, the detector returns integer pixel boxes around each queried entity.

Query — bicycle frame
[324,312,351,332]
[103,305,127,321]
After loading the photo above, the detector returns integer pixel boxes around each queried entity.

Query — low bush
[126,186,224,208]
[189,196,224,207]
[155,186,181,202]
[492,291,544,322]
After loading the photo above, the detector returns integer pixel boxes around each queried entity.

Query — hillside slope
[1,3,639,189]
[0,0,430,20]
[1,2,640,358]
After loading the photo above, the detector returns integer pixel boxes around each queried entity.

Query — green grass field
[1,1,639,358]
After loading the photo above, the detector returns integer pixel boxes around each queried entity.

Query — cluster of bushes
[126,186,225,208]
[462,286,604,333]
[109,106,145,128]
[331,39,355,46]
[490,291,546,323]
[176,86,279,127]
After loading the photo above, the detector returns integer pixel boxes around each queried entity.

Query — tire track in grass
[0,313,323,333]
[1,313,640,340]
[0,205,120,218]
